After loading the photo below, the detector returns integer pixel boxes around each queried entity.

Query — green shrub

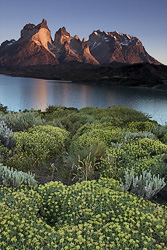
[101,138,167,180]
[0,179,167,249]
[7,125,70,170]
[43,106,96,133]
[71,126,128,153]
[61,112,96,133]
[126,121,156,132]
[0,112,45,132]
[74,122,114,137]
[0,144,9,162]
[162,127,167,144]
[80,106,149,126]
[151,124,167,140]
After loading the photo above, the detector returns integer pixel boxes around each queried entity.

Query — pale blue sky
[0,0,166,64]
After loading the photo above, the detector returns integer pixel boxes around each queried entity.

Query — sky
[0,0,167,65]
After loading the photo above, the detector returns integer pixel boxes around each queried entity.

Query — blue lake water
[0,74,167,124]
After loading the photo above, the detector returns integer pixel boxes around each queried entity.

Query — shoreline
[1,71,167,91]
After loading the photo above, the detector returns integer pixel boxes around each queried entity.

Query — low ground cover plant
[0,178,167,249]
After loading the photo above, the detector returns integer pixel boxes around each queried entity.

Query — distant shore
[0,62,167,91]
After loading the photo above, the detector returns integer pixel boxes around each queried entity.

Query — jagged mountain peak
[88,29,159,64]
[0,19,160,66]
[74,35,80,41]
[22,19,48,31]
[0,39,16,49]
[20,19,51,42]
[39,19,49,29]
[56,27,70,36]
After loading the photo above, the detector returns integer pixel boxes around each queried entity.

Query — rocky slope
[88,30,159,64]
[0,19,160,67]
[49,27,99,64]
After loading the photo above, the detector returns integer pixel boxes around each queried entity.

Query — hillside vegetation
[0,105,167,249]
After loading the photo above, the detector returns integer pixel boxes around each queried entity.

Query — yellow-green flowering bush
[6,125,70,170]
[126,121,156,132]
[0,178,167,249]
[71,126,127,153]
[101,138,167,180]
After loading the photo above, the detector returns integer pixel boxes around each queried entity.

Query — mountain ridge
[0,19,160,66]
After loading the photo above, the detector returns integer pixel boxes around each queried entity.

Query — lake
[0,74,167,124]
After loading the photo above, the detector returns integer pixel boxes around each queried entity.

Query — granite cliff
[0,19,160,66]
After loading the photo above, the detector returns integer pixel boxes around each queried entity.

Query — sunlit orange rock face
[0,19,160,66]
[0,19,59,66]
[50,27,99,64]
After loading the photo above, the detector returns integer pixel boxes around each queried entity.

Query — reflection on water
[0,74,167,124]
[30,79,49,110]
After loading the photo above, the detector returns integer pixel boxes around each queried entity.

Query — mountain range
[0,19,160,66]
[0,19,167,89]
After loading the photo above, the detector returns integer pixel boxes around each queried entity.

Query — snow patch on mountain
[104,37,110,42]
[90,41,102,50]
[121,39,130,46]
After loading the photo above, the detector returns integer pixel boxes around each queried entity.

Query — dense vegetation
[0,104,167,249]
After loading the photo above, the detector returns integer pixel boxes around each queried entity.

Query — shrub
[120,168,166,199]
[7,125,70,170]
[126,121,156,132]
[0,144,9,162]
[0,112,45,132]
[0,163,37,188]
[74,122,114,137]
[65,142,105,183]
[124,131,156,142]
[80,106,149,126]
[151,124,167,140]
[71,126,128,155]
[162,127,167,144]
[101,138,167,180]
[0,121,15,148]
[106,106,149,126]
[0,179,167,249]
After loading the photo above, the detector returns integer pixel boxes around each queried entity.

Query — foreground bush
[79,106,149,126]
[0,121,15,148]
[0,178,166,249]
[101,138,167,180]
[0,111,45,132]
[7,125,70,170]
[120,168,166,199]
[70,125,128,157]
[0,163,37,188]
